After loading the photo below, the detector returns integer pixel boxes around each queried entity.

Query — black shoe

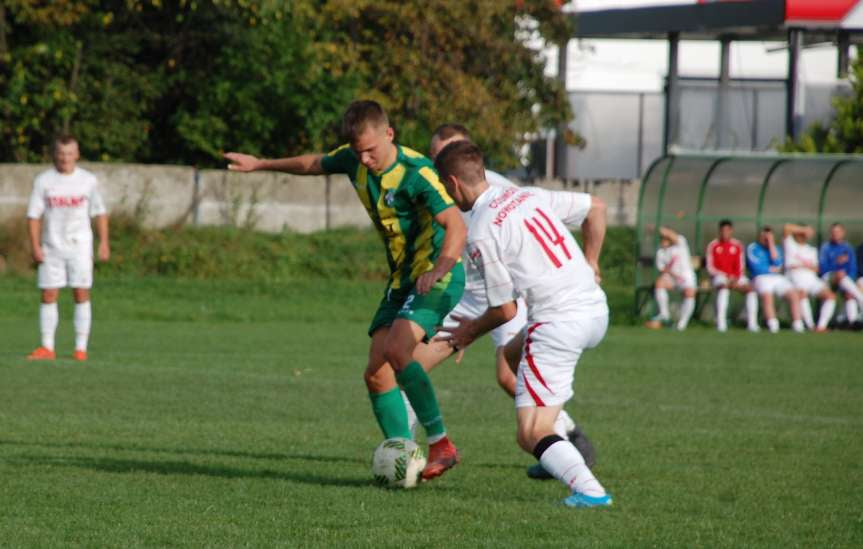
[568,425,597,470]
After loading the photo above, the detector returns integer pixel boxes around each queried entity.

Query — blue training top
[746,241,783,278]
[819,241,857,279]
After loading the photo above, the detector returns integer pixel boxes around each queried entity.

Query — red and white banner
[785,0,863,28]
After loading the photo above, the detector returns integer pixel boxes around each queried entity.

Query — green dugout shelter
[635,153,863,315]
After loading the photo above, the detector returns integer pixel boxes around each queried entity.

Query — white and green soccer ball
[371,437,426,489]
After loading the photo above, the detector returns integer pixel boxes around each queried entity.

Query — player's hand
[224,152,261,172]
[416,268,444,295]
[453,347,466,364]
[588,260,602,284]
[434,314,477,351]
[98,241,110,262]
[32,245,44,264]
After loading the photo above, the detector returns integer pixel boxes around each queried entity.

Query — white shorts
[788,269,827,296]
[443,289,527,348]
[514,315,608,408]
[38,253,93,289]
[711,273,750,288]
[659,271,696,291]
[753,274,793,297]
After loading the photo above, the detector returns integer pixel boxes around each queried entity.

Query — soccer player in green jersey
[224,100,466,480]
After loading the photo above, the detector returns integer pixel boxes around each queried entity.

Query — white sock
[800,298,814,330]
[401,390,419,441]
[817,299,836,330]
[745,292,759,329]
[716,288,729,330]
[40,303,59,350]
[539,439,605,497]
[677,297,695,330]
[846,299,859,323]
[767,317,779,333]
[792,319,805,333]
[553,409,576,439]
[839,276,863,304]
[655,288,670,320]
[74,301,92,352]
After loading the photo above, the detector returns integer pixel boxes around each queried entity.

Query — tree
[781,48,863,154]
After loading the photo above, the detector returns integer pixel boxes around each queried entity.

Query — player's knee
[40,289,59,304]
[382,345,409,372]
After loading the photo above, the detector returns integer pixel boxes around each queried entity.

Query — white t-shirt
[655,234,695,282]
[783,235,818,273]
[27,167,107,255]
[461,169,519,292]
[466,185,606,322]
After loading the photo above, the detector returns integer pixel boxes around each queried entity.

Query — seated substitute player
[819,223,863,326]
[746,226,804,333]
[434,141,612,508]
[27,134,110,361]
[705,219,759,332]
[645,226,696,331]
[783,223,835,332]
[225,100,466,480]
[408,123,600,477]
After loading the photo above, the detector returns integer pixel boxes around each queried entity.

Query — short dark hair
[761,225,773,233]
[53,134,78,151]
[434,140,485,185]
[831,222,844,230]
[719,219,733,229]
[432,123,470,142]
[341,100,389,141]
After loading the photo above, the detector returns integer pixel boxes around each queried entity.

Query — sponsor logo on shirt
[492,191,534,227]
[384,189,396,207]
[47,195,87,208]
[489,188,519,209]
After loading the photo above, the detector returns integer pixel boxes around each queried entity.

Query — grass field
[1,275,861,547]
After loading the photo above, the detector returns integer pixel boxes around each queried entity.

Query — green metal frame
[633,152,863,319]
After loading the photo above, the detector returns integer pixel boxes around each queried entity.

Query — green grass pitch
[1,276,861,547]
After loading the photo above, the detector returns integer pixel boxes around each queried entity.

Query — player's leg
[29,255,65,360]
[713,275,730,332]
[69,255,95,360]
[798,292,815,330]
[835,271,863,306]
[517,405,609,507]
[365,326,413,440]
[815,286,836,332]
[677,286,696,331]
[780,281,804,333]
[761,291,778,333]
[651,274,672,325]
[736,280,760,332]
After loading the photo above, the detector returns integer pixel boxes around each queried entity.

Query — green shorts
[368,262,465,340]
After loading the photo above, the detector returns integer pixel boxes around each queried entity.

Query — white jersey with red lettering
[655,235,696,289]
[27,167,107,256]
[466,185,607,323]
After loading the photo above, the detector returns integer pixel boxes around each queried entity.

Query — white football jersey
[460,170,519,292]
[655,234,694,282]
[783,236,818,272]
[466,185,606,322]
[27,167,107,255]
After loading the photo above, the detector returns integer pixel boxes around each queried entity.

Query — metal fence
[560,79,847,181]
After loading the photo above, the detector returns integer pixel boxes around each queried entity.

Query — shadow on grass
[3,453,375,488]
[0,438,365,465]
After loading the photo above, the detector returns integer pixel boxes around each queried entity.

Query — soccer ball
[371,437,426,489]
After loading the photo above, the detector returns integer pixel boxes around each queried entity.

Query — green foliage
[780,51,863,153]
[1,1,572,168]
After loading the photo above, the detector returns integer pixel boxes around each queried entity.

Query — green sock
[395,361,446,439]
[369,387,412,439]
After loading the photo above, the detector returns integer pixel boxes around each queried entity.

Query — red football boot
[421,436,460,480]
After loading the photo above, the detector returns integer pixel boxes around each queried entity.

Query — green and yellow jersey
[321,144,457,290]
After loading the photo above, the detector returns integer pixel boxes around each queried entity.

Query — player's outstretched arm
[659,225,679,244]
[224,152,326,175]
[416,207,466,295]
[28,218,43,263]
[783,223,813,240]
[581,196,607,282]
